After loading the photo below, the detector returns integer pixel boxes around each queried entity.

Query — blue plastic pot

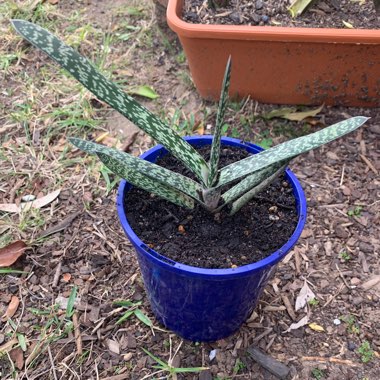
[117,136,307,341]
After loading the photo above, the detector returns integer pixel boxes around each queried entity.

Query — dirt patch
[183,0,380,29]
[125,146,298,268]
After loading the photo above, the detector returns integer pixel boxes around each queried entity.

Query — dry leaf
[308,323,325,332]
[284,315,309,333]
[0,189,61,213]
[0,203,21,213]
[342,20,354,29]
[10,347,24,370]
[264,105,323,122]
[0,241,27,267]
[22,189,61,210]
[48,0,59,4]
[107,339,120,354]
[2,296,20,322]
[289,0,314,17]
[295,281,316,311]
[62,273,72,282]
[55,295,80,310]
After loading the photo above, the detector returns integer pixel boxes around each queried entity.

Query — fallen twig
[301,356,360,366]
[48,346,59,380]
[72,312,83,356]
[52,261,62,288]
[360,154,378,175]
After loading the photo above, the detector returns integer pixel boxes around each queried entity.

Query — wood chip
[247,346,290,379]
[361,275,380,291]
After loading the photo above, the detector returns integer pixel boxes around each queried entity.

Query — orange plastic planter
[167,0,380,107]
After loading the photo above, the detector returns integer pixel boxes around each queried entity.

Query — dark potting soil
[125,146,298,269]
[183,0,380,29]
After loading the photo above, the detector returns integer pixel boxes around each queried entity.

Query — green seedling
[12,20,368,218]
[141,347,207,379]
[308,297,319,307]
[233,358,246,374]
[26,286,77,367]
[113,300,152,327]
[347,206,363,217]
[311,367,325,380]
[357,341,374,363]
[339,251,351,262]
[340,315,360,334]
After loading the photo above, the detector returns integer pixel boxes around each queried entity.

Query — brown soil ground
[0,1,379,379]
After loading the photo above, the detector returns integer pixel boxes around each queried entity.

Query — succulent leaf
[70,138,202,201]
[11,19,210,185]
[218,117,369,187]
[208,56,231,187]
[221,160,290,205]
[229,163,288,215]
[97,153,194,209]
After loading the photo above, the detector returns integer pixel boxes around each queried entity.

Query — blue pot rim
[117,136,307,278]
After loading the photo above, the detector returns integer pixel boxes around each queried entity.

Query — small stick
[335,263,353,290]
[339,163,345,187]
[281,294,296,321]
[252,327,273,343]
[48,346,59,380]
[72,312,83,356]
[301,356,360,366]
[52,261,62,288]
[323,283,344,308]
[360,154,378,175]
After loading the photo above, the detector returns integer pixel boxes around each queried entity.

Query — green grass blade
[97,152,195,209]
[208,56,231,186]
[141,348,168,368]
[116,310,134,325]
[221,160,290,205]
[134,309,152,327]
[218,117,369,187]
[11,20,210,184]
[0,268,28,274]
[113,300,142,308]
[174,367,208,373]
[17,333,27,352]
[229,163,288,215]
[66,286,77,318]
[70,138,201,201]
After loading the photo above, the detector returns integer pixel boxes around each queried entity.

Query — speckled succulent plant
[12,20,368,214]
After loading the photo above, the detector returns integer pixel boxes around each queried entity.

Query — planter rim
[167,0,380,43]
[117,136,307,278]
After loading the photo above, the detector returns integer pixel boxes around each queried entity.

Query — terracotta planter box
[167,0,380,107]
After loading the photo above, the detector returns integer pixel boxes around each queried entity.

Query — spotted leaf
[218,117,369,188]
[229,163,288,215]
[11,19,209,184]
[97,153,194,209]
[70,138,202,201]
[208,56,231,187]
[221,160,290,206]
